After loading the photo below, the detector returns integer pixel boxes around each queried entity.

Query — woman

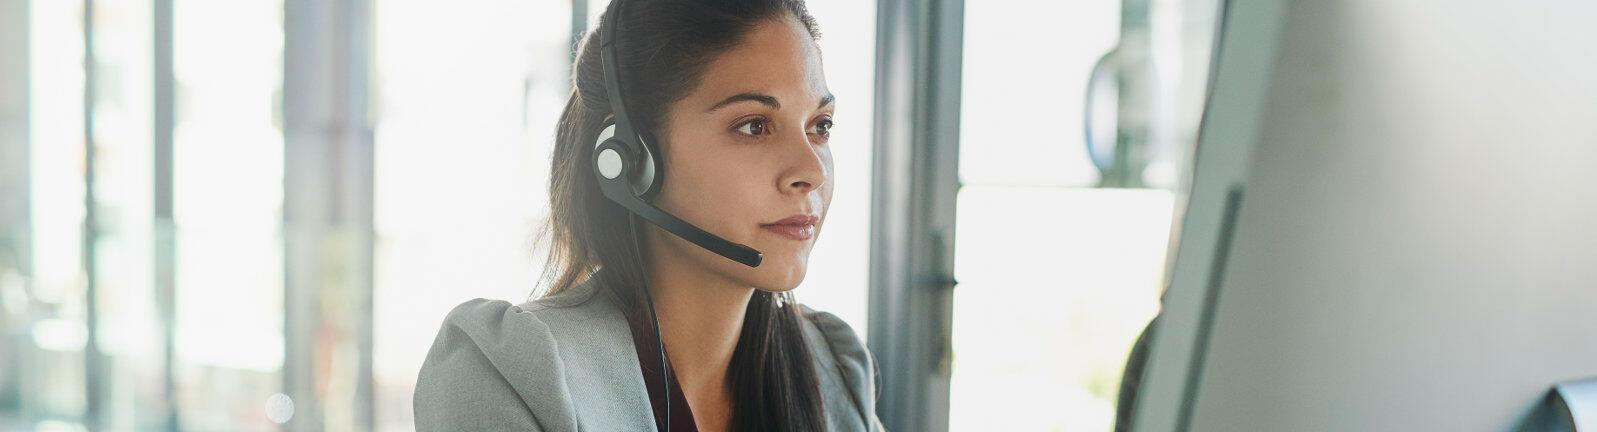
[413,0,883,431]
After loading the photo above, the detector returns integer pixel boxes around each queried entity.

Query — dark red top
[630,320,699,432]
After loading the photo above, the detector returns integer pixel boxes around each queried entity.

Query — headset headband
[595,0,764,268]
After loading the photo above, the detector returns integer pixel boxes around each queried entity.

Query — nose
[779,135,827,195]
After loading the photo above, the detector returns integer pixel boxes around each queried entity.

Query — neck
[649,265,752,386]
[642,238,753,427]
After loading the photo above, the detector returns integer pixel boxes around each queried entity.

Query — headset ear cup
[634,136,660,198]
[595,123,663,198]
[593,124,628,181]
[594,141,629,181]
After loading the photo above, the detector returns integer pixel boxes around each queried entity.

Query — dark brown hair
[538,0,827,430]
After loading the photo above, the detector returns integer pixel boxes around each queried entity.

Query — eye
[809,118,834,139]
[735,117,771,137]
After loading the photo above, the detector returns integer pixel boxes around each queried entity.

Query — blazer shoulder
[415,276,636,432]
[800,306,871,369]
[414,298,580,431]
[800,305,885,429]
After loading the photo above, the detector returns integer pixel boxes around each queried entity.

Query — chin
[750,265,809,292]
[726,254,809,292]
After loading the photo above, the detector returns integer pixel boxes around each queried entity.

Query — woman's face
[648,16,834,292]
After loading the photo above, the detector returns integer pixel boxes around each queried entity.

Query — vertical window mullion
[867,0,963,430]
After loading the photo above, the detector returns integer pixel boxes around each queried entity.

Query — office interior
[4,0,1595,430]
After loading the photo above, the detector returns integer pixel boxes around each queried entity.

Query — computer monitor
[1127,0,1597,430]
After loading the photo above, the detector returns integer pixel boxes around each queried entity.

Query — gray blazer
[413,277,886,431]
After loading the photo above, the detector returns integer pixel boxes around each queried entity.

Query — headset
[593,0,764,269]
[596,1,766,430]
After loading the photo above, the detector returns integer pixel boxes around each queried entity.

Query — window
[371,1,564,428]
[21,0,91,426]
[170,0,286,428]
[948,0,1219,430]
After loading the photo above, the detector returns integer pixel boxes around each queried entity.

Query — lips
[760,214,819,241]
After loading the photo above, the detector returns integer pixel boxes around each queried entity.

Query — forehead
[688,17,829,108]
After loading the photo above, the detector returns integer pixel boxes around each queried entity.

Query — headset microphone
[594,0,763,269]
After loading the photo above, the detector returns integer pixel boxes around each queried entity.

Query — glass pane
[90,0,167,429]
[950,0,1221,430]
[958,0,1121,188]
[371,1,563,429]
[171,0,285,429]
[950,187,1171,431]
[23,0,90,428]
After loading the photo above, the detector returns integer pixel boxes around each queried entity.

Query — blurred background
[0,0,1222,430]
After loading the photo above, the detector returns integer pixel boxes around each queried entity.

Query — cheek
[658,152,766,230]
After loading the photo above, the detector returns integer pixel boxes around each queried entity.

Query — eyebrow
[705,92,836,113]
[818,93,835,110]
